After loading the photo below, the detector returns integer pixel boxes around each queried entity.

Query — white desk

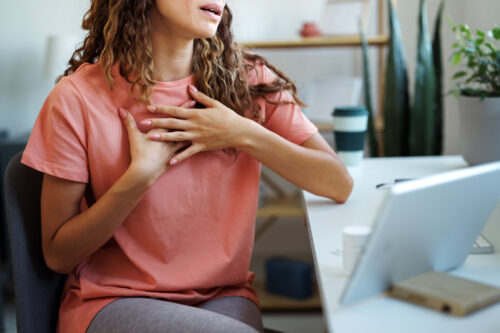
[302,156,500,333]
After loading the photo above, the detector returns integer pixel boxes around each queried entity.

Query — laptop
[341,161,500,305]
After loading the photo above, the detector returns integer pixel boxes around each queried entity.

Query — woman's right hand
[119,108,188,185]
[41,105,191,274]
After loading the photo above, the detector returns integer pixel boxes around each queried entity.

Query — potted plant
[362,0,445,157]
[450,24,500,165]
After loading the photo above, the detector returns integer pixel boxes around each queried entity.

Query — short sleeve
[250,63,318,145]
[263,90,318,145]
[22,77,89,183]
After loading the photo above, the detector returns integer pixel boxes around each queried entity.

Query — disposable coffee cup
[342,226,371,275]
[332,106,368,166]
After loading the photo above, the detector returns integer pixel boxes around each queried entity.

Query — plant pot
[458,96,500,165]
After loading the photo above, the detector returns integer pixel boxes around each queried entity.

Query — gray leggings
[86,296,264,333]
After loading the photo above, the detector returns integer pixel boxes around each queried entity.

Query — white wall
[0,0,88,137]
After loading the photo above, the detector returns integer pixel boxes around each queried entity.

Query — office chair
[4,152,65,333]
[4,152,283,333]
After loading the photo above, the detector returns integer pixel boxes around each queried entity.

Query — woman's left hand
[143,84,251,165]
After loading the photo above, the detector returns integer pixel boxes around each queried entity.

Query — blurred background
[1,0,499,332]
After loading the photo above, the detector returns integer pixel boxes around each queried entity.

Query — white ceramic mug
[342,225,371,274]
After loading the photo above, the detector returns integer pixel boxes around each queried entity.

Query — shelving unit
[251,29,389,238]
[255,171,304,241]
[256,196,303,220]
[241,0,395,142]
[241,33,389,135]
[253,280,322,311]
[247,0,390,311]
[241,34,388,49]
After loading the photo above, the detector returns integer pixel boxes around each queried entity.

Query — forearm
[239,120,353,202]
[45,167,153,274]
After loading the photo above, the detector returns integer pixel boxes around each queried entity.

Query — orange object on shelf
[300,22,321,38]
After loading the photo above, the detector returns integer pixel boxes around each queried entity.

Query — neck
[151,33,194,82]
[150,8,194,82]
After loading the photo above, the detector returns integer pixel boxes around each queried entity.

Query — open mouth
[200,4,222,16]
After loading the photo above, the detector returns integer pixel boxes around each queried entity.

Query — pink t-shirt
[22,62,317,333]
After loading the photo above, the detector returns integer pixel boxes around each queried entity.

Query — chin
[192,25,219,39]
[194,32,217,39]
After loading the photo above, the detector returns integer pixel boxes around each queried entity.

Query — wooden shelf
[241,35,388,49]
[257,196,304,219]
[314,122,334,132]
[254,280,322,311]
[313,120,385,133]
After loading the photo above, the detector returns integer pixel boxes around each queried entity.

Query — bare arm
[239,128,353,203]
[41,166,152,274]
[41,109,187,274]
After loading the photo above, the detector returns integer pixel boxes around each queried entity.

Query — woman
[22,0,353,332]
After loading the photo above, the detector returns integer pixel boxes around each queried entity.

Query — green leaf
[452,52,462,65]
[460,24,472,39]
[459,24,470,33]
[485,43,496,53]
[452,71,467,79]
[432,0,445,155]
[383,0,410,157]
[410,0,436,156]
[477,30,485,38]
[465,73,480,84]
[446,15,455,29]
[467,57,477,68]
[493,26,500,40]
[487,53,497,62]
[359,20,379,157]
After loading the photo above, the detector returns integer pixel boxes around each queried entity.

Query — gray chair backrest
[4,152,65,333]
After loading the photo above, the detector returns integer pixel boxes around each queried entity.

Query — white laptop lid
[341,161,500,305]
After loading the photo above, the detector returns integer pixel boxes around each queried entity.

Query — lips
[200,3,223,16]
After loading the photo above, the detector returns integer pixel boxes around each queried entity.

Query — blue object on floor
[265,257,313,300]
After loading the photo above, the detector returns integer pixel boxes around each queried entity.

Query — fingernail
[150,133,161,140]
[148,105,157,112]
[170,158,178,165]
[141,120,152,126]
[188,100,197,107]
[118,108,127,119]
[188,84,198,93]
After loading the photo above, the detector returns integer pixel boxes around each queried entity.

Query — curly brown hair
[63,1,304,121]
